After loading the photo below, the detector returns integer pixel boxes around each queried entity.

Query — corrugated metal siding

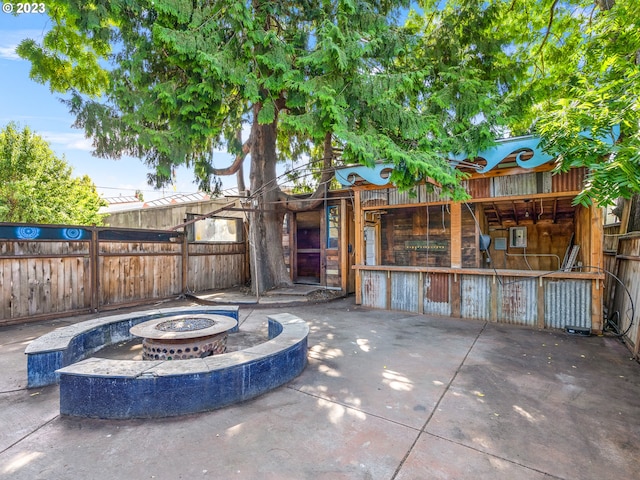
[492,173,538,197]
[389,188,420,205]
[460,275,491,320]
[552,167,585,193]
[419,185,445,203]
[360,190,388,207]
[544,279,591,329]
[424,273,451,316]
[541,172,553,193]
[497,277,538,326]
[391,272,419,312]
[361,270,387,309]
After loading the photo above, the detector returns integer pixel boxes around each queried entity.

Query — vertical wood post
[181,230,189,294]
[450,202,462,268]
[537,276,545,329]
[418,272,424,314]
[451,273,461,317]
[490,275,498,323]
[340,198,348,293]
[354,189,363,304]
[90,228,99,312]
[590,204,604,333]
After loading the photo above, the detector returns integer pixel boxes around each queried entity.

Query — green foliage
[16,0,526,200]
[18,0,637,206]
[0,124,106,225]
[503,0,640,206]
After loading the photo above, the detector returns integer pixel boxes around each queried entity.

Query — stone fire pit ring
[130,314,237,360]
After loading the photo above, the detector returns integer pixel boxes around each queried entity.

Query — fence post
[181,229,189,293]
[90,228,99,312]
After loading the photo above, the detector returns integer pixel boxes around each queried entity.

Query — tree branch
[210,130,252,176]
[279,132,335,212]
[536,0,559,56]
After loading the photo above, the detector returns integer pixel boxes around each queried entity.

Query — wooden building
[334,133,616,333]
[283,190,356,294]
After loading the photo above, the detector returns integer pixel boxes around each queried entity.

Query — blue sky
[0,10,242,201]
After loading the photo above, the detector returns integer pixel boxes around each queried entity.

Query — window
[186,215,244,243]
[327,205,339,249]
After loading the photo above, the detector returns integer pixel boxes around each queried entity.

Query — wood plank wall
[0,232,246,325]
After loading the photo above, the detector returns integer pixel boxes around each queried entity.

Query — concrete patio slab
[1,296,639,479]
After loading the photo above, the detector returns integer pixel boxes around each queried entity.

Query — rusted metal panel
[460,275,491,320]
[492,173,537,197]
[544,279,591,329]
[497,277,538,326]
[464,178,491,198]
[391,272,419,312]
[424,272,451,316]
[361,270,387,309]
[558,168,583,191]
[552,167,585,193]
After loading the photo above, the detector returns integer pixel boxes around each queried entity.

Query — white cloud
[0,28,48,61]
[0,45,19,60]
[40,131,94,151]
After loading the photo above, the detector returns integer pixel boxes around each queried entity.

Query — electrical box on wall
[509,227,527,248]
[494,237,507,251]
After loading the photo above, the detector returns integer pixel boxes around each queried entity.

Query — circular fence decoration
[62,228,83,240]
[15,227,41,239]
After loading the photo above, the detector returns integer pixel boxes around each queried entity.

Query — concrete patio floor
[1,296,639,479]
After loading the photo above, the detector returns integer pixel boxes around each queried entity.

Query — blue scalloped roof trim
[335,126,620,187]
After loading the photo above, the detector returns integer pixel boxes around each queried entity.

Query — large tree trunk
[248,105,292,295]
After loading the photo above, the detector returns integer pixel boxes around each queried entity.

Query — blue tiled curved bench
[25,306,240,388]
[56,313,308,419]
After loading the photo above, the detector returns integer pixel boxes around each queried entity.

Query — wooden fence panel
[187,242,246,292]
[0,240,92,322]
[1,224,247,325]
[98,241,183,307]
[609,234,640,357]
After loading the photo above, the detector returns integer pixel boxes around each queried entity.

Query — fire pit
[129,314,237,360]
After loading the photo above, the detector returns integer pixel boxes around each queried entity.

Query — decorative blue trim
[335,164,394,187]
[448,135,553,173]
[334,127,620,186]
[15,226,41,239]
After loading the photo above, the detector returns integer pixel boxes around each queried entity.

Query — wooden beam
[340,198,348,293]
[450,202,462,268]
[354,190,363,304]
[181,230,189,294]
[491,202,502,224]
[590,204,604,333]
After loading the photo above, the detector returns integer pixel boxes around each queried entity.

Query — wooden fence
[0,224,247,326]
[604,228,640,358]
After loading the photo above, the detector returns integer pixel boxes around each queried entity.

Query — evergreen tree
[15,0,532,292]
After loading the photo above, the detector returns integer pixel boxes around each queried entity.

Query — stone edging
[25,306,240,388]
[56,313,308,419]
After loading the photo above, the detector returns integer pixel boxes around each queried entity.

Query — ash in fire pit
[156,317,216,332]
[130,314,237,361]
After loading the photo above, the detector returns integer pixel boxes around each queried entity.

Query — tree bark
[248,102,292,294]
